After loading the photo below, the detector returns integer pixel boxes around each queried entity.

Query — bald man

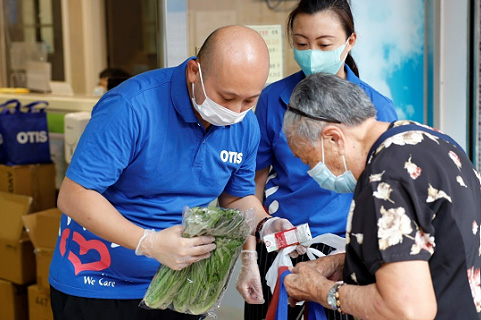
[49,25,284,320]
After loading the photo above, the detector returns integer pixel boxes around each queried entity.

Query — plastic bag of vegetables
[141,206,254,317]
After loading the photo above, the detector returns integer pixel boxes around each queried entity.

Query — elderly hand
[259,217,308,258]
[310,252,345,281]
[236,250,265,304]
[135,226,216,270]
[284,260,335,308]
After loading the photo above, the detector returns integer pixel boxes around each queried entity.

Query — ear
[186,59,199,83]
[321,125,346,155]
[348,32,357,50]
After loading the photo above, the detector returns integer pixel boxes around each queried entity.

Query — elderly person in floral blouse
[282,72,481,319]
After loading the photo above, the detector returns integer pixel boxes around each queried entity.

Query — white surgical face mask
[93,85,106,96]
[307,137,357,193]
[293,38,350,76]
[191,63,250,126]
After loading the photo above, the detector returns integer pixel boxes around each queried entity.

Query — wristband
[335,282,345,314]
[327,282,345,314]
[255,217,271,241]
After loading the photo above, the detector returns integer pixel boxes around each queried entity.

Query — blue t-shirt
[49,58,260,299]
[255,65,398,237]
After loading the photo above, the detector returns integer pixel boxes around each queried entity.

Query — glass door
[2,0,64,85]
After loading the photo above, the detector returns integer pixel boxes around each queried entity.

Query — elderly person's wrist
[325,281,346,314]
[312,278,337,308]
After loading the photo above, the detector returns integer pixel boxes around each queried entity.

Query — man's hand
[135,225,216,270]
[236,250,265,304]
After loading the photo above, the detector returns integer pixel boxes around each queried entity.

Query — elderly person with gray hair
[282,72,481,319]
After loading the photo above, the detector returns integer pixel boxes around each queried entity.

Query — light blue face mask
[293,39,349,76]
[307,137,357,193]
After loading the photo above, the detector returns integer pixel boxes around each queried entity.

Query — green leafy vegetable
[142,206,252,315]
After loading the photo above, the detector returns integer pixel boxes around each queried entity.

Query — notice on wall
[247,24,284,84]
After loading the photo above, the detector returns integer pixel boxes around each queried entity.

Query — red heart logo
[59,228,70,256]
[60,230,112,275]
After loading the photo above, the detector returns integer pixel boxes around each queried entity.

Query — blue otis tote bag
[0,100,15,163]
[266,266,328,320]
[0,99,51,165]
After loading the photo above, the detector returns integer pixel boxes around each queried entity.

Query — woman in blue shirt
[236,1,398,319]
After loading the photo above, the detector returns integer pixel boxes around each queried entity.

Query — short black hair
[99,68,131,90]
[99,67,131,79]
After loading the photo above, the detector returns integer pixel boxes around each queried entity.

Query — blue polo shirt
[255,66,398,237]
[49,57,260,299]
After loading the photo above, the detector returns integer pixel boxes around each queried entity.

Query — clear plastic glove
[135,226,216,270]
[236,250,265,304]
[259,217,308,258]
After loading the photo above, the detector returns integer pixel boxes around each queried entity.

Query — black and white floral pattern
[344,121,481,319]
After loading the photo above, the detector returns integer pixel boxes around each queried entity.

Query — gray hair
[283,72,377,145]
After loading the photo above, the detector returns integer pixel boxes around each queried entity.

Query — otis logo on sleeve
[220,150,243,164]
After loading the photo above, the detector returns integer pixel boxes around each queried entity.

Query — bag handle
[269,267,328,320]
[266,266,289,320]
[306,302,328,320]
[266,234,345,294]
[23,100,49,113]
[275,269,291,320]
[0,99,21,114]
[0,100,49,114]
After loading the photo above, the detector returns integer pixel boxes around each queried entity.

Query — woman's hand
[310,252,345,281]
[284,260,334,307]
[284,253,345,307]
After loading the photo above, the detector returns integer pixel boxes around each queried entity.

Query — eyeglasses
[287,105,341,123]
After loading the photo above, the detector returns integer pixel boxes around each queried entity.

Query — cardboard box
[0,163,56,212]
[0,279,28,320]
[23,208,62,291]
[0,192,36,285]
[28,284,53,320]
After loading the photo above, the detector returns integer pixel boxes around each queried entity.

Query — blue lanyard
[367,123,465,165]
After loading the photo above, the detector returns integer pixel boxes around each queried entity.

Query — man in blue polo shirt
[49,25,288,320]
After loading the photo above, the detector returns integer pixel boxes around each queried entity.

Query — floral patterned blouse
[344,120,481,319]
